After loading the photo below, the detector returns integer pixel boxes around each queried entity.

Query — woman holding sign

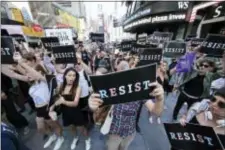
[88,60,165,150]
[13,52,64,150]
[180,86,225,148]
[49,67,91,150]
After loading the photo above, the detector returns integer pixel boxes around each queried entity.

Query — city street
[21,92,187,150]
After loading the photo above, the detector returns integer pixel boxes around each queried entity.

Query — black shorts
[36,105,50,120]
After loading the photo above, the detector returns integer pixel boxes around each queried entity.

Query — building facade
[123,1,225,40]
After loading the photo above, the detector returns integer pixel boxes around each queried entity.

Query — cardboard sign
[90,63,157,105]
[10,34,26,43]
[1,36,16,64]
[138,48,163,66]
[52,45,76,64]
[45,28,73,45]
[164,41,186,58]
[41,37,60,51]
[164,123,224,150]
[148,32,173,44]
[89,33,104,43]
[201,34,225,57]
[190,38,204,47]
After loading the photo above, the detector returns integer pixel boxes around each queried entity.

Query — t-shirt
[183,75,205,97]
[78,70,89,98]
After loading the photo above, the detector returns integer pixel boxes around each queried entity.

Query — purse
[100,106,114,135]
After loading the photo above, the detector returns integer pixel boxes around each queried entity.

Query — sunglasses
[211,97,225,109]
[199,63,209,68]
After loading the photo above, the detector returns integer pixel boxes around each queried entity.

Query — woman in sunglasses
[180,86,225,148]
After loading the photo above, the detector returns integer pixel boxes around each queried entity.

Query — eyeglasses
[200,64,209,68]
[210,97,225,109]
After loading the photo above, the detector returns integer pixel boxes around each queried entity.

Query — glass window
[130,1,136,15]
[1,6,8,18]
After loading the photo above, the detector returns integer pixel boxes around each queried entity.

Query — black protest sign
[89,33,104,43]
[138,48,162,66]
[132,43,150,54]
[121,40,135,52]
[164,41,186,58]
[148,32,173,44]
[164,123,224,150]
[28,42,39,49]
[52,45,76,64]
[1,36,16,64]
[201,34,225,58]
[90,63,157,105]
[190,38,204,47]
[185,34,196,42]
[138,34,147,45]
[41,37,60,51]
[10,34,26,43]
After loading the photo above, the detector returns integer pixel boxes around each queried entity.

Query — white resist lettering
[54,52,75,59]
[98,80,151,98]
[1,48,11,55]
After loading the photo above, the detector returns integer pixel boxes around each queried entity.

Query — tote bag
[100,106,114,135]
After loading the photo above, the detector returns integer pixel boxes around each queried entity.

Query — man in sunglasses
[172,46,221,121]
[179,86,225,147]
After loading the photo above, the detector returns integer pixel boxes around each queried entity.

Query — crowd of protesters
[1,35,225,150]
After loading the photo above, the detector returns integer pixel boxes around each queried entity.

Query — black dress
[61,94,89,127]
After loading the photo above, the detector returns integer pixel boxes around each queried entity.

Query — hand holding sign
[149,82,164,101]
[13,52,22,62]
[88,93,103,111]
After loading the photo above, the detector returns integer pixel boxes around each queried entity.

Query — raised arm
[1,65,29,82]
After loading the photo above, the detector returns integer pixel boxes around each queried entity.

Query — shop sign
[206,2,225,19]
[124,1,190,25]
[11,8,24,23]
[124,13,186,30]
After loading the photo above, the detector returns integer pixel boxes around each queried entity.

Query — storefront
[188,1,225,38]
[123,1,194,39]
[10,7,44,38]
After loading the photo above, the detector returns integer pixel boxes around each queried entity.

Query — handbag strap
[46,76,56,110]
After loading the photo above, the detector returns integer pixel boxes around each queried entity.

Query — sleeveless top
[78,70,89,98]
[29,81,50,107]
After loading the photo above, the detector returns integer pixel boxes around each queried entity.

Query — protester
[88,60,164,150]
[1,109,31,150]
[179,86,225,147]
[172,47,221,120]
[49,67,91,150]
[13,52,64,150]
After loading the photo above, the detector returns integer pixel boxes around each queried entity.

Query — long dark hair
[59,67,79,96]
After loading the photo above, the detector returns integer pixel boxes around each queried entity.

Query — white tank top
[78,70,89,98]
[29,81,50,107]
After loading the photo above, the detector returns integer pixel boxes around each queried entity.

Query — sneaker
[157,118,161,124]
[53,137,64,150]
[23,127,30,135]
[70,137,78,150]
[85,138,91,150]
[149,116,153,124]
[44,134,57,148]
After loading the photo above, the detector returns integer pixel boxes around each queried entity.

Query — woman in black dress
[179,86,225,149]
[49,67,90,150]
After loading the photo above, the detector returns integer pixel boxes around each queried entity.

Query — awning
[1,17,24,26]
